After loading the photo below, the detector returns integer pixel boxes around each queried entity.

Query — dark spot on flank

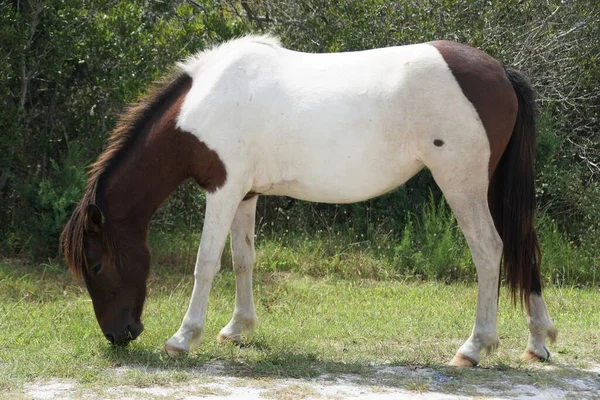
[245,235,251,246]
[434,139,444,147]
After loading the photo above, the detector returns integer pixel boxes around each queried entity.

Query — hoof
[449,353,478,368]
[164,344,188,357]
[521,347,550,362]
[217,333,243,344]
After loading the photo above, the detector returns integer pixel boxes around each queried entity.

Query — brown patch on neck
[104,73,227,223]
[430,41,518,177]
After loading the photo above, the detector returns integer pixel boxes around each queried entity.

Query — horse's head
[63,203,149,345]
[61,71,197,345]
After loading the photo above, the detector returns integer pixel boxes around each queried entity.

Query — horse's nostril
[127,323,143,340]
[105,333,115,344]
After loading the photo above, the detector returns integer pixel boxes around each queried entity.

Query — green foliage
[31,145,87,256]
[537,215,599,287]
[394,195,471,282]
[535,111,600,242]
[149,197,598,287]
[0,0,598,288]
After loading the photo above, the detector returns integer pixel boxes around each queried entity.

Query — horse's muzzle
[104,322,144,345]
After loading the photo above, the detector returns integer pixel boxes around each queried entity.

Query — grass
[1,256,599,398]
[150,195,599,287]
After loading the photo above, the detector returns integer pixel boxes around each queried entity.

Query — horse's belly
[259,151,424,204]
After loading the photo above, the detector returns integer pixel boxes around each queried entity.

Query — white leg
[217,196,259,343]
[165,189,242,355]
[448,194,503,367]
[428,149,503,367]
[522,294,557,361]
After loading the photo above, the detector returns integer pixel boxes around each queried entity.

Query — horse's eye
[92,264,102,276]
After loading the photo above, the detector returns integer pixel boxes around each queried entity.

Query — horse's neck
[103,124,190,227]
[103,79,194,227]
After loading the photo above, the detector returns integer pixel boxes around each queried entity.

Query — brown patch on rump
[431,41,518,177]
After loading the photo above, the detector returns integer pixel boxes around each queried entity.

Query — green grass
[149,211,599,289]
[1,258,599,397]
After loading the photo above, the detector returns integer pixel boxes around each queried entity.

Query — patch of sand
[22,363,600,400]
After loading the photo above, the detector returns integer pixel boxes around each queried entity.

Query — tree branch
[19,0,43,111]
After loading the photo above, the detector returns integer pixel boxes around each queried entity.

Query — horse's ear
[84,204,104,235]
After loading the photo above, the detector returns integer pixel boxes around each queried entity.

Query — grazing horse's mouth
[105,333,130,346]
[104,322,144,345]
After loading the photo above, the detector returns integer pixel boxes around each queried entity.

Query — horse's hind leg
[427,148,503,367]
[523,294,557,361]
[217,196,259,343]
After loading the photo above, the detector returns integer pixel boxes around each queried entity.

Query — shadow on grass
[103,343,364,379]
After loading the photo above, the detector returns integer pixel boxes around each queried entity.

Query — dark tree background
[1,0,598,263]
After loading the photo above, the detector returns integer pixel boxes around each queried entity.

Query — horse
[61,35,557,367]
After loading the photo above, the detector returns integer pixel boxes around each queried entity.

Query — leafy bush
[31,146,87,256]
[537,214,599,287]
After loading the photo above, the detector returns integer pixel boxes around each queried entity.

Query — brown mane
[60,69,192,278]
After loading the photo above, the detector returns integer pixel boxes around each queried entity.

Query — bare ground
[20,361,600,400]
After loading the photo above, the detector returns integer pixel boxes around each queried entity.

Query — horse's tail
[489,67,542,307]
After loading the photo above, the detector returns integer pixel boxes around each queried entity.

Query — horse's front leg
[217,195,259,343]
[165,189,242,355]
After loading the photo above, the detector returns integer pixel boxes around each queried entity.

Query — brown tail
[488,67,542,307]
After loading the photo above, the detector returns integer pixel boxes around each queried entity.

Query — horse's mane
[60,70,191,277]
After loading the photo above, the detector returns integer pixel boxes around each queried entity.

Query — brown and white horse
[61,35,557,367]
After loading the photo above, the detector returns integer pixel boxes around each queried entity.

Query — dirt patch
[24,379,77,399]
[20,362,600,399]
